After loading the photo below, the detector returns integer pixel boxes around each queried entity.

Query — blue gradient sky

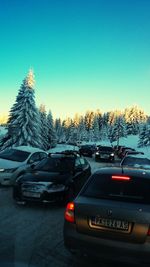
[0,0,150,119]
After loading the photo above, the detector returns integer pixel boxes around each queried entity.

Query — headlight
[95,152,99,155]
[0,168,17,173]
[110,153,114,156]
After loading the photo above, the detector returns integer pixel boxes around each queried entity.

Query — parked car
[95,145,115,162]
[79,145,96,157]
[125,151,144,156]
[0,146,47,185]
[13,151,91,204]
[64,167,150,266]
[119,147,135,159]
[120,154,150,169]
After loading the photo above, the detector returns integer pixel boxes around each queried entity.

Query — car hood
[18,171,70,183]
[0,158,23,169]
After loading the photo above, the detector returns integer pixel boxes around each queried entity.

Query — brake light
[112,175,131,181]
[65,202,75,223]
[147,227,150,236]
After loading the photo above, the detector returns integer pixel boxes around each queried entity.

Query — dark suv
[95,145,115,162]
[79,145,96,157]
[13,151,91,204]
[64,167,150,266]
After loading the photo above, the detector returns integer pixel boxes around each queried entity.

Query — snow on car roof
[126,154,150,160]
[12,146,45,153]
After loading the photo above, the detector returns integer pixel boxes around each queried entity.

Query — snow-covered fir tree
[138,123,149,147]
[55,118,64,143]
[108,116,127,144]
[124,106,147,135]
[47,110,57,148]
[39,104,49,150]
[92,116,100,142]
[0,70,41,150]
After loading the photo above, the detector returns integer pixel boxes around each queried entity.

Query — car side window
[75,158,82,168]
[28,153,41,164]
[40,152,47,160]
[80,158,87,167]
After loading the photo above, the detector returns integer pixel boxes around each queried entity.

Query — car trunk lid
[75,197,150,243]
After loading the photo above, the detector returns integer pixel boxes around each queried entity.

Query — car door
[73,157,91,194]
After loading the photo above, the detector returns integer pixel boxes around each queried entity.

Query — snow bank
[48,144,79,153]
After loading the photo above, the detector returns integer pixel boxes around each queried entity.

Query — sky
[0,0,150,119]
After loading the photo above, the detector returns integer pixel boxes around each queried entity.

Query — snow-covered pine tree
[124,106,147,135]
[55,118,63,143]
[108,116,127,145]
[92,116,100,142]
[138,123,148,147]
[0,70,41,150]
[47,110,57,148]
[39,104,49,150]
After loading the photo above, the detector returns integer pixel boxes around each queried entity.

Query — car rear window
[34,157,74,172]
[82,173,150,204]
[122,157,150,168]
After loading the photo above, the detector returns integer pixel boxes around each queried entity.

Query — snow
[112,135,139,149]
[12,146,46,153]
[0,126,7,136]
[48,144,79,153]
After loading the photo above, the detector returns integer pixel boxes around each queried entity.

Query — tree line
[0,70,149,151]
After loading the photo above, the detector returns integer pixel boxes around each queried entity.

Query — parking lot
[0,156,125,267]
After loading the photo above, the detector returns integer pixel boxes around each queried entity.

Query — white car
[0,146,47,185]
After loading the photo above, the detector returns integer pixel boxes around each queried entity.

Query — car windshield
[82,173,150,204]
[0,149,30,162]
[122,157,150,168]
[34,157,74,172]
[99,146,113,151]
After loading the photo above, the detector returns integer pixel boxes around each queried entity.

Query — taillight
[65,202,75,223]
[112,175,131,181]
[147,227,150,236]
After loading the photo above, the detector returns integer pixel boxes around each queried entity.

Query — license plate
[90,216,129,231]
[101,154,108,158]
[22,191,41,198]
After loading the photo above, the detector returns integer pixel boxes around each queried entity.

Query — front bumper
[13,185,66,203]
[95,154,114,161]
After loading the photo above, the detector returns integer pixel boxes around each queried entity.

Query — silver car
[0,146,47,185]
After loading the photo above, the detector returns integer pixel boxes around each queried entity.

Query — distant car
[95,146,115,162]
[120,154,150,169]
[79,145,96,157]
[0,146,47,185]
[119,147,135,159]
[13,151,91,204]
[64,167,150,266]
[125,151,144,156]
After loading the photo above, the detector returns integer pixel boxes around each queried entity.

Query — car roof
[94,166,150,178]
[49,151,80,158]
[125,154,149,159]
[11,146,45,153]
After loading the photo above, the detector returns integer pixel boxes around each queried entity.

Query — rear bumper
[64,221,150,265]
